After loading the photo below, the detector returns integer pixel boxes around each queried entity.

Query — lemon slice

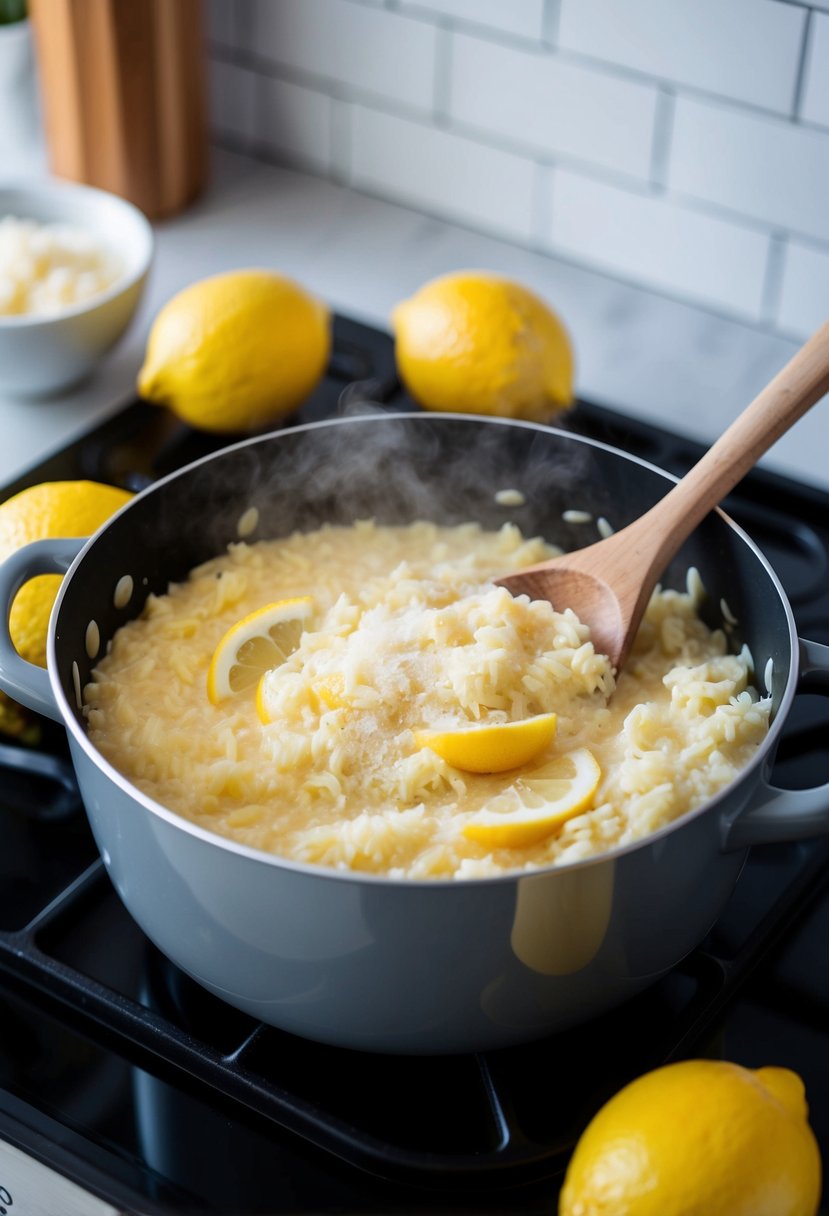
[463,748,601,848]
[255,673,272,724]
[415,712,557,774]
[207,596,315,705]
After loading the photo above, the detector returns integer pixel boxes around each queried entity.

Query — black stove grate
[1,838,828,1192]
[1,315,828,1209]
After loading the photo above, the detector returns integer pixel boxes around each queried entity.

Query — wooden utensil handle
[30,0,208,219]
[632,318,829,568]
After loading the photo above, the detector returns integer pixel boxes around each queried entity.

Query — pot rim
[49,411,800,887]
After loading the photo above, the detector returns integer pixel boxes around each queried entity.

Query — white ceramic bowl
[0,178,154,397]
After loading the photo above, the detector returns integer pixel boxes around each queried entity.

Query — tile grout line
[205,36,829,139]
[432,21,453,126]
[205,49,829,256]
[649,87,676,192]
[208,49,661,194]
[533,162,554,246]
[760,234,789,325]
[208,131,812,341]
[790,4,814,119]
[231,0,255,52]
[248,65,264,159]
[329,97,353,187]
[542,0,561,48]
[206,50,829,257]
[205,22,812,125]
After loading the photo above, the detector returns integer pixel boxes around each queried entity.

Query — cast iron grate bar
[1,839,828,1187]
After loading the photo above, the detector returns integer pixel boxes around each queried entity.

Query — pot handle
[0,537,86,723]
[724,637,829,849]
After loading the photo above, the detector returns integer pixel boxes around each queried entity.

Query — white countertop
[1,147,824,492]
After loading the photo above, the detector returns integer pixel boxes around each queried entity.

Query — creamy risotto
[84,520,771,879]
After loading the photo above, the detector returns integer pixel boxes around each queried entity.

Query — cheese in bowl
[0,215,122,317]
[83,520,771,879]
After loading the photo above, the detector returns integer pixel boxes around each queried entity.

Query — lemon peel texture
[391,270,574,420]
[138,269,331,433]
[559,1059,822,1216]
[0,480,133,668]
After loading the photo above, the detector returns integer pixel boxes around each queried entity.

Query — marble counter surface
[1,147,823,492]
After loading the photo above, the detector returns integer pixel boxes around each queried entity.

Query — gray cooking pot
[1,413,828,1055]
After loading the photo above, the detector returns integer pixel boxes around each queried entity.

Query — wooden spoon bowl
[496,320,829,671]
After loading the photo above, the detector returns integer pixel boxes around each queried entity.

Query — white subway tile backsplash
[210,59,257,145]
[398,0,545,43]
[207,0,828,342]
[546,169,769,319]
[255,76,332,174]
[205,0,236,47]
[349,105,537,243]
[801,13,829,129]
[245,0,438,112]
[777,240,829,338]
[449,33,657,181]
[558,0,805,115]
[670,96,829,245]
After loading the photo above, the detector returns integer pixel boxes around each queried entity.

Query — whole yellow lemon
[391,270,574,420]
[138,269,331,433]
[559,1059,822,1216]
[0,481,133,669]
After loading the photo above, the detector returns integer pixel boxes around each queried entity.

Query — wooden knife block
[30,0,209,219]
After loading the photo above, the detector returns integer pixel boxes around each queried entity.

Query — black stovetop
[0,315,827,1215]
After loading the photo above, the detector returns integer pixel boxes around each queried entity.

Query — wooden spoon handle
[629,318,829,569]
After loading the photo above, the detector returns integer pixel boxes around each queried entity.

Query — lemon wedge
[415,712,557,774]
[207,597,315,705]
[255,673,272,724]
[463,748,601,848]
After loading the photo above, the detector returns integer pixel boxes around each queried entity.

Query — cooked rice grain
[85,520,770,879]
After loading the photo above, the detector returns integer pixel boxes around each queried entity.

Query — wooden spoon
[496,320,829,671]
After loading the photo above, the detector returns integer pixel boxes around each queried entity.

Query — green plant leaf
[0,0,27,25]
